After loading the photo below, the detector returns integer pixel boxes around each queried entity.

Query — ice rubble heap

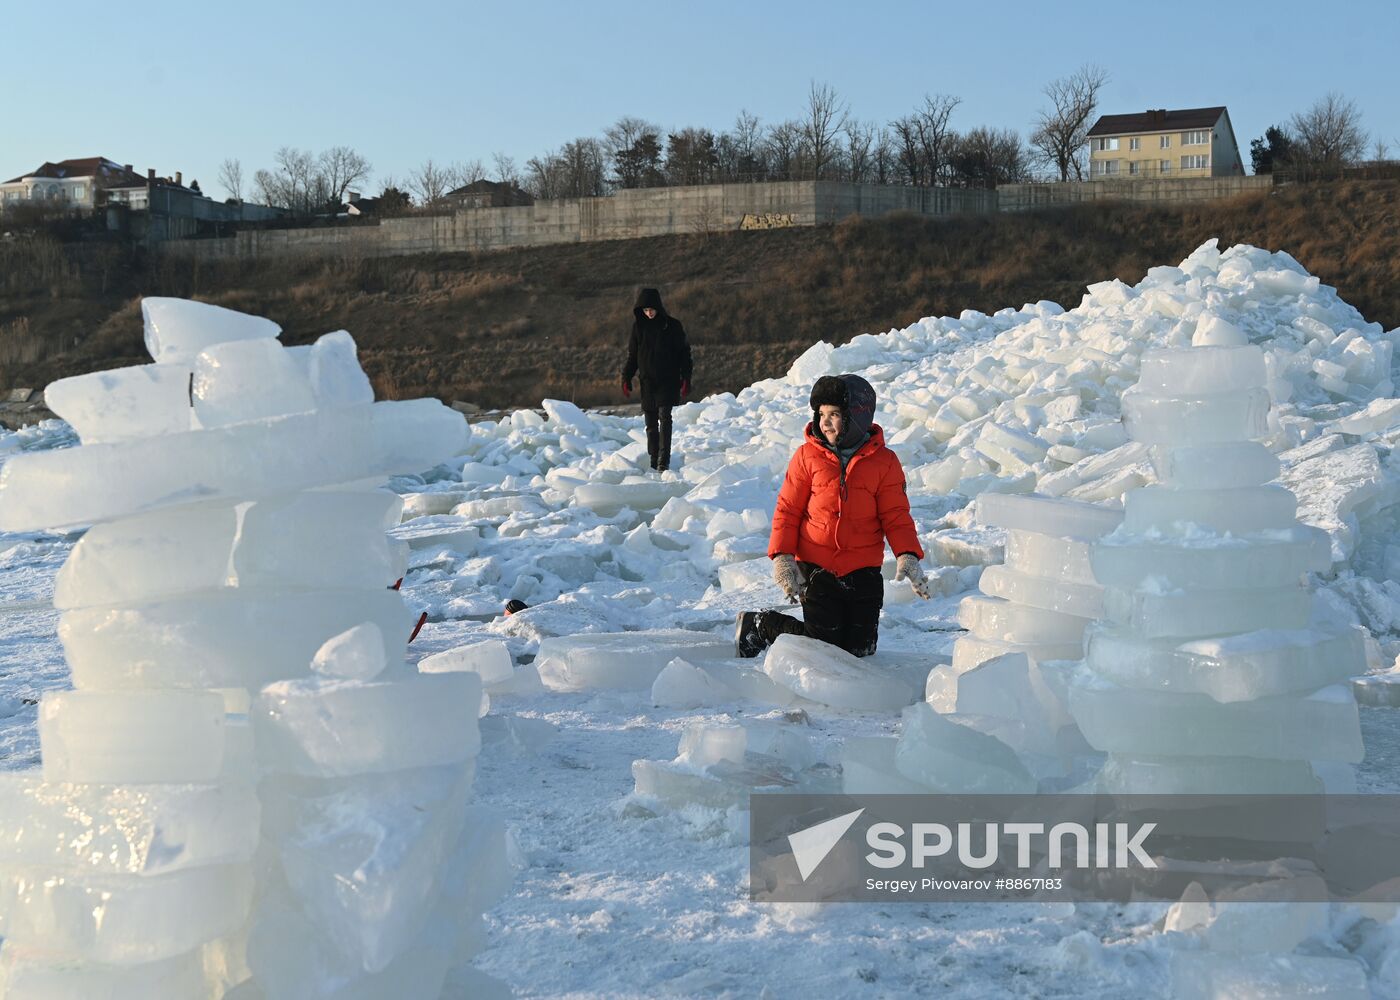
[0,299,512,1000]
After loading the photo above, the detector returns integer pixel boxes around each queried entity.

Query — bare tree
[765,120,804,181]
[799,81,848,180]
[317,146,372,206]
[605,116,663,188]
[889,94,960,185]
[1373,138,1392,164]
[1029,65,1108,182]
[843,120,875,183]
[729,110,767,181]
[217,158,244,201]
[871,128,898,185]
[558,138,608,196]
[1290,93,1368,170]
[949,127,1028,188]
[449,159,486,190]
[492,152,520,188]
[525,151,565,200]
[254,146,319,215]
[409,158,453,206]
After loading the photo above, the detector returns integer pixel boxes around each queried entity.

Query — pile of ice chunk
[1067,344,1366,796]
[0,299,511,999]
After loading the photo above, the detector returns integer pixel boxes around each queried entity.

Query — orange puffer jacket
[767,423,923,576]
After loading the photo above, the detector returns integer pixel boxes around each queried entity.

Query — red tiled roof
[1087,107,1227,138]
[3,157,147,187]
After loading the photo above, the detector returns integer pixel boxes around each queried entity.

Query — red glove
[621,377,632,399]
[680,379,690,399]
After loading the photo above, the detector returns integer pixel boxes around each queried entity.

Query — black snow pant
[644,405,673,469]
[756,563,884,657]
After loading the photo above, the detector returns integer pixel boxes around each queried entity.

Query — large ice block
[417,639,514,686]
[572,479,688,515]
[1090,527,1330,591]
[312,623,387,681]
[894,704,1036,793]
[0,942,209,1000]
[0,773,258,875]
[1094,754,1323,795]
[308,331,374,408]
[1102,583,1311,639]
[1084,622,1364,702]
[631,756,807,811]
[678,719,815,771]
[1149,441,1281,490]
[1067,672,1364,761]
[39,689,226,784]
[1004,530,1097,584]
[142,297,280,365]
[61,588,415,690]
[951,636,1085,674]
[0,400,467,532]
[976,492,1122,540]
[0,863,252,964]
[1122,485,1298,535]
[535,630,733,691]
[253,671,481,777]
[1119,386,1271,445]
[762,635,920,711]
[840,736,935,794]
[957,595,1091,645]
[1136,345,1267,396]
[194,338,317,428]
[270,766,472,973]
[979,566,1104,618]
[43,364,194,446]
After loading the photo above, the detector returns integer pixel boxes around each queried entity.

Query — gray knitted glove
[772,554,803,603]
[895,553,930,599]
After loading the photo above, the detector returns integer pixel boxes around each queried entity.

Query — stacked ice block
[0,299,510,999]
[1068,344,1366,796]
[923,492,1122,764]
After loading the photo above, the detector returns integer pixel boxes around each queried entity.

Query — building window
[1128,161,1140,175]
[1092,137,1120,152]
[1129,137,1141,151]
[73,184,85,199]
[1160,160,1172,173]
[1160,135,1172,149]
[1093,159,1120,176]
[1183,130,1211,145]
[1181,155,1210,170]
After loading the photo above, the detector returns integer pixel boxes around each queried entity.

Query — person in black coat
[621,287,693,472]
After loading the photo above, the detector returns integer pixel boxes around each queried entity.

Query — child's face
[642,307,657,319]
[818,405,844,445]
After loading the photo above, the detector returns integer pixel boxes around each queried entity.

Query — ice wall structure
[0,299,512,999]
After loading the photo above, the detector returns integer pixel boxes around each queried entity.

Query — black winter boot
[735,611,767,658]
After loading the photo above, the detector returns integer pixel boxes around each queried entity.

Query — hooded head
[633,287,667,322]
[809,373,876,451]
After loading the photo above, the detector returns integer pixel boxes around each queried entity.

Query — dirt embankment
[2,181,1397,410]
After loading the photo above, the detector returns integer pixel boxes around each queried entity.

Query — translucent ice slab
[0,862,252,964]
[678,719,815,771]
[536,630,733,691]
[762,635,920,711]
[957,595,1092,645]
[632,755,808,810]
[950,636,1085,675]
[61,588,415,691]
[1149,441,1280,490]
[1170,952,1367,1000]
[840,736,935,795]
[0,774,258,875]
[1122,485,1297,535]
[1090,526,1330,591]
[312,623,387,682]
[1094,754,1323,795]
[1084,622,1364,702]
[1004,529,1097,584]
[0,400,466,532]
[974,422,1048,473]
[572,479,689,516]
[1068,672,1363,761]
[193,338,316,428]
[44,364,194,445]
[39,689,226,784]
[254,672,481,777]
[1136,345,1267,396]
[894,704,1036,794]
[978,566,1104,618]
[142,297,280,365]
[1102,583,1311,639]
[977,492,1123,541]
[55,490,405,610]
[418,639,514,686]
[1119,386,1271,445]
[0,942,209,999]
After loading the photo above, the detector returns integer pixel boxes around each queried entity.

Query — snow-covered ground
[5,241,1400,996]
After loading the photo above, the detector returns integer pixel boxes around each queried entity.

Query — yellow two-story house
[1086,107,1244,179]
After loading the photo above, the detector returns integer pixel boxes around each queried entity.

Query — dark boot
[735,611,767,658]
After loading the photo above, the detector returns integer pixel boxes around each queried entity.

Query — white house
[0,157,149,211]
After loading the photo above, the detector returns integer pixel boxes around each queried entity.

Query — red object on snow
[408,611,428,642]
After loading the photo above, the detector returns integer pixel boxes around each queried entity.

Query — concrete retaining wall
[997,175,1271,212]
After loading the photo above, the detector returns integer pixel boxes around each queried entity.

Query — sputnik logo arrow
[788,808,865,881]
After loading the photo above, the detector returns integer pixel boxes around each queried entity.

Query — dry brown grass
[3,181,1399,405]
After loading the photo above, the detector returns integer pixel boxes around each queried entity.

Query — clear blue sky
[5,0,1397,196]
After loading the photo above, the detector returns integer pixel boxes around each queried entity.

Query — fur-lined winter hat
[810,373,876,449]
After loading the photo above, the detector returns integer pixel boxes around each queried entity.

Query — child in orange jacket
[736,373,928,658]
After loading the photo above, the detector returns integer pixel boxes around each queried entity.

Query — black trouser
[756,563,884,657]
[643,405,673,469]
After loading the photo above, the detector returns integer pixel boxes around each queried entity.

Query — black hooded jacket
[622,288,693,407]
